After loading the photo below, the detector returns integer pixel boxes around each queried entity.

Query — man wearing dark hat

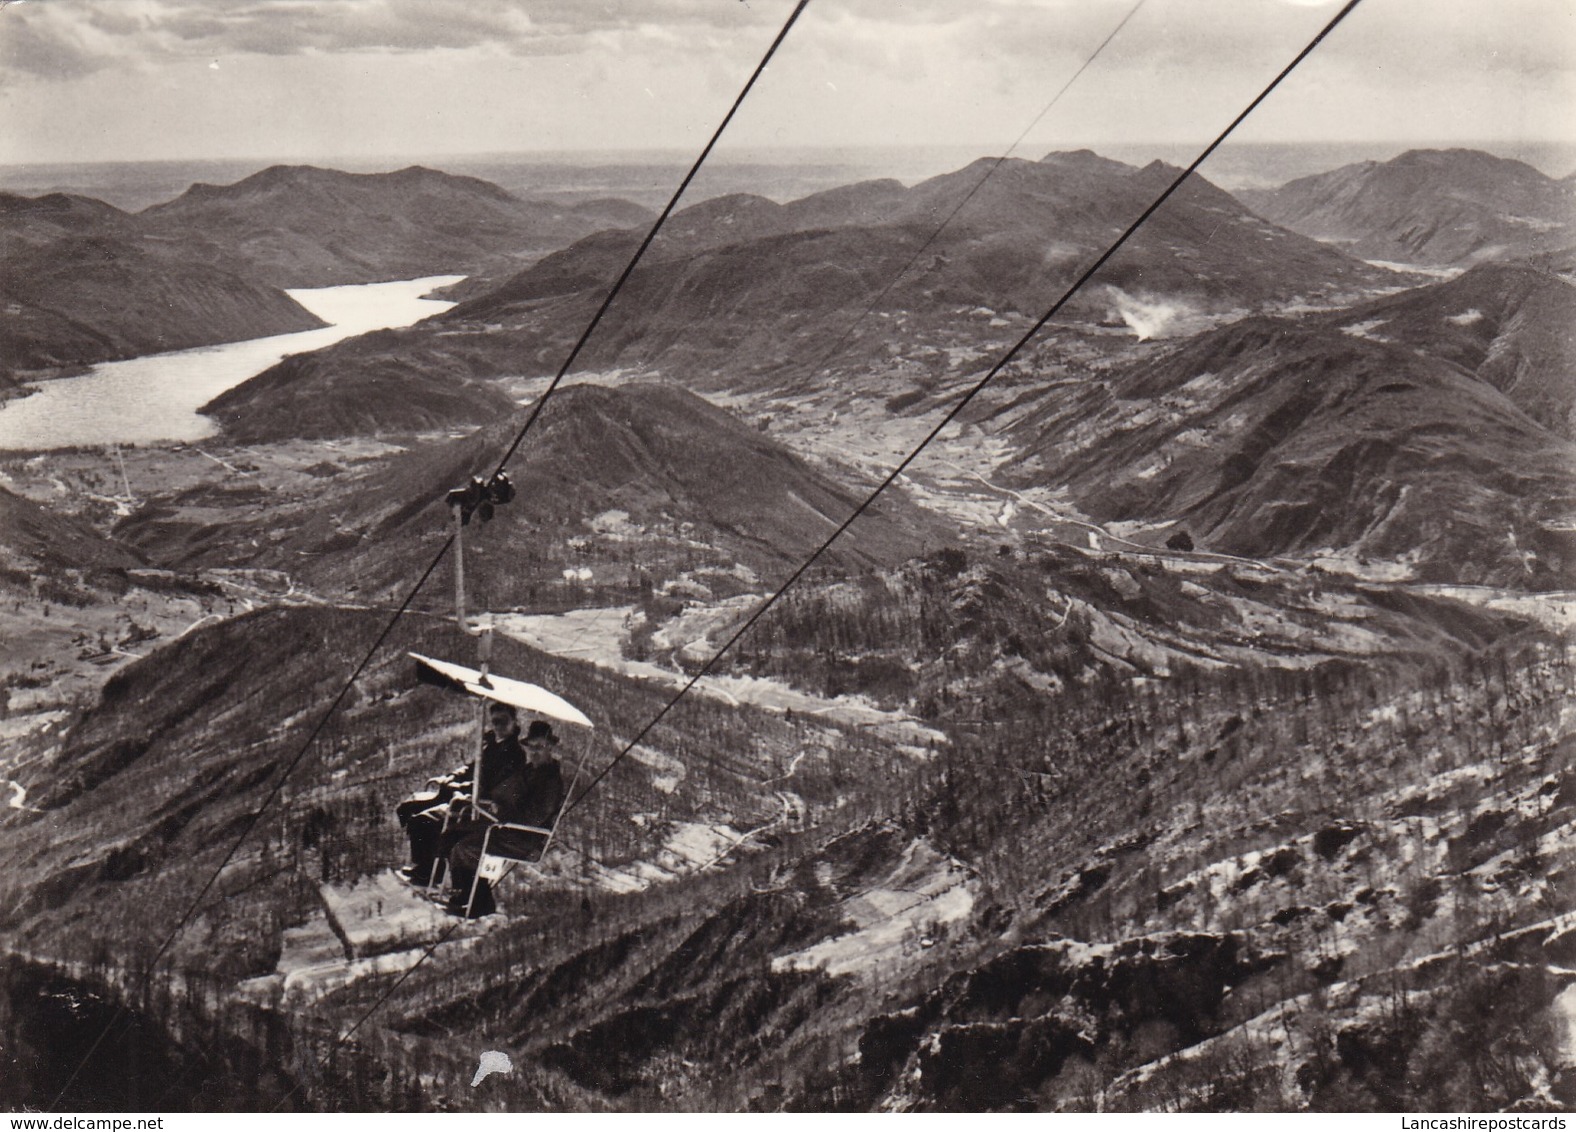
[441,710,567,917]
[397,701,532,885]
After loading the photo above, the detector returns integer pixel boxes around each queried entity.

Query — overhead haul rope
[238,0,1359,1110]
[59,0,812,1113]
[279,5,1366,1104]
[484,2,807,480]
[797,0,1147,385]
[497,0,1148,720]
[559,0,1364,819]
[484,0,1132,701]
[247,10,1182,1103]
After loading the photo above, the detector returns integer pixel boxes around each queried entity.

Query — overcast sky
[1,0,1572,166]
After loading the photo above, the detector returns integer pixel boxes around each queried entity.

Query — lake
[0,275,462,451]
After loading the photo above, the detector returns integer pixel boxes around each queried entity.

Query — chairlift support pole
[444,474,514,823]
[452,501,485,823]
[450,501,494,677]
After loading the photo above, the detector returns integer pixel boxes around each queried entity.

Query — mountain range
[7,239,324,364]
[203,151,1398,442]
[122,381,940,602]
[1240,148,1576,267]
[0,195,326,381]
[0,166,653,384]
[173,148,1576,595]
[3,144,1574,1114]
[998,302,1576,589]
[437,150,1399,354]
[138,164,654,288]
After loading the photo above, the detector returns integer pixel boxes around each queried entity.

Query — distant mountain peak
[161,162,520,208]
[1393,146,1532,166]
[383,164,517,200]
[237,163,325,189]
[123,158,651,288]
[169,164,322,203]
[0,191,128,218]
[1240,145,1576,267]
[1039,149,1136,176]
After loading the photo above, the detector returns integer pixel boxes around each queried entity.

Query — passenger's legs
[444,833,495,917]
[403,806,448,883]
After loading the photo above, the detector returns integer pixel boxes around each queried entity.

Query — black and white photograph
[1,0,1574,1114]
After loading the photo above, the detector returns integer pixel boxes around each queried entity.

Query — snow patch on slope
[494,608,946,747]
[772,839,975,981]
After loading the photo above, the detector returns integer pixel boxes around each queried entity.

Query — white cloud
[0,0,786,81]
[0,0,1570,161]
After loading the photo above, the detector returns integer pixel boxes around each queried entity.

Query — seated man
[397,701,532,886]
[441,713,567,917]
[395,765,468,884]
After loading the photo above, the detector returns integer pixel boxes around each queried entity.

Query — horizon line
[6,136,1576,172]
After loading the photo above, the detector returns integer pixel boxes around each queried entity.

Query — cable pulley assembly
[445,473,515,525]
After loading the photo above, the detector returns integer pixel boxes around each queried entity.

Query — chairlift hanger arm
[447,474,513,672]
[446,473,515,527]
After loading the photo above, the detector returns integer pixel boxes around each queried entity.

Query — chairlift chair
[408,653,593,915]
[401,472,595,917]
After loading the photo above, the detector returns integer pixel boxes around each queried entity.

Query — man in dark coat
[397,702,539,886]
[442,713,567,917]
[396,767,467,884]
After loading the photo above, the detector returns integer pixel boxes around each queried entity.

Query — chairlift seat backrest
[469,822,554,911]
[481,822,554,867]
